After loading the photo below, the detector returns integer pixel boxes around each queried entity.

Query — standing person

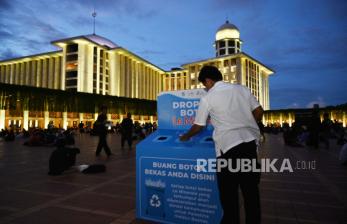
[121,112,134,150]
[308,109,321,149]
[78,121,84,134]
[180,65,263,224]
[95,105,112,157]
[257,120,265,143]
[321,112,332,149]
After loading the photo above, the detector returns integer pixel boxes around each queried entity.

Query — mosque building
[164,21,273,110]
[0,21,275,130]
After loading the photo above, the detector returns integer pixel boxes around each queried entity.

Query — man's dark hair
[198,65,223,83]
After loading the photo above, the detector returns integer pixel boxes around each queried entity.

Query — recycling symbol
[149,194,161,208]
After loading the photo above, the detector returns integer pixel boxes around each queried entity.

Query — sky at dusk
[0,0,346,109]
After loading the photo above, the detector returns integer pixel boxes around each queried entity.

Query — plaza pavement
[0,133,346,224]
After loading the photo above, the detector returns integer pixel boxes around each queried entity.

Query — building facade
[0,21,274,130]
[164,21,273,110]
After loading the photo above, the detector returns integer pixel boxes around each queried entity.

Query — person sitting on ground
[24,129,44,146]
[48,136,80,176]
[4,129,15,142]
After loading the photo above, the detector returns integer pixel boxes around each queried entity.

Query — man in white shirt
[180,65,263,224]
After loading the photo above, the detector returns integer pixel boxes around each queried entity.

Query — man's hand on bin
[179,124,204,142]
[179,134,190,142]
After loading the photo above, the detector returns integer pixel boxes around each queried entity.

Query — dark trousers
[121,134,133,148]
[96,135,111,156]
[309,131,320,149]
[217,140,261,224]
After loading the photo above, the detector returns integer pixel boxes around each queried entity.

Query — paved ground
[0,133,346,224]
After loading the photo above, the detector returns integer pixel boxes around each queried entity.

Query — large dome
[215,20,240,41]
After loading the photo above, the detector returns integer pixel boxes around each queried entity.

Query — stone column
[44,111,49,129]
[54,57,60,89]
[37,60,42,87]
[236,58,243,85]
[150,116,154,123]
[135,62,139,98]
[62,112,67,130]
[0,109,5,130]
[288,113,293,127]
[79,113,84,123]
[115,53,121,96]
[23,110,29,130]
[42,59,48,88]
[94,113,98,121]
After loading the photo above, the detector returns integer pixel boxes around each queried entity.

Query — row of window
[65,44,79,91]
[217,40,241,48]
[218,48,240,56]
[66,44,78,53]
[164,74,187,91]
[0,57,62,88]
[245,59,259,100]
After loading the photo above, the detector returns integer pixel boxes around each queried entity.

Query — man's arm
[179,124,204,141]
[252,106,264,122]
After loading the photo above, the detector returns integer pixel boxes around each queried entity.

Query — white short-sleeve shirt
[194,81,261,157]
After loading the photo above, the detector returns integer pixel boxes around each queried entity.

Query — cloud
[69,0,160,20]
[270,87,316,109]
[157,62,186,70]
[0,27,12,39]
[137,50,165,56]
[0,0,67,60]
[0,48,20,59]
[286,102,300,109]
[0,0,12,11]
[0,0,162,61]
[274,60,347,73]
[211,0,267,10]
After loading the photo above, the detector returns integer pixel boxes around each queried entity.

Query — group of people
[0,129,17,141]
[111,121,157,138]
[279,113,346,149]
[93,108,145,157]
[0,127,76,147]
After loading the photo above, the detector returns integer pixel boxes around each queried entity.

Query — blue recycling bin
[136,89,222,224]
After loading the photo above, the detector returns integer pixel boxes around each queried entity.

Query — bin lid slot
[203,137,213,142]
[153,135,171,142]
[157,136,167,141]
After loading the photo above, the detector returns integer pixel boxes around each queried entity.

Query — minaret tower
[215,20,242,57]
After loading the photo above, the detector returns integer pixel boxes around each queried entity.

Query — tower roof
[84,34,119,48]
[215,20,240,41]
[217,20,239,32]
[52,34,120,49]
